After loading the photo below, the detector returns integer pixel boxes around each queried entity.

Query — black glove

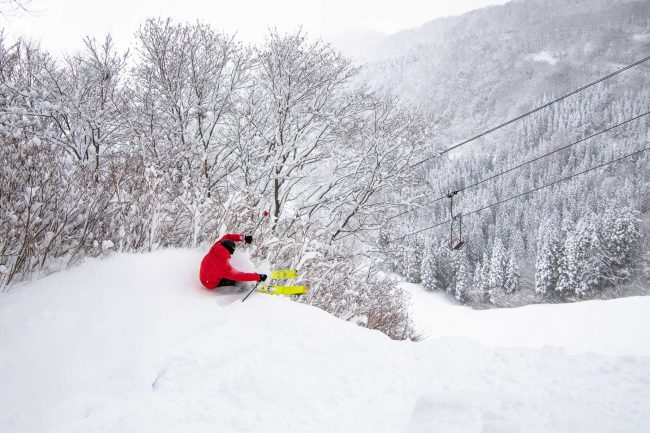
[244,235,253,244]
[258,273,267,282]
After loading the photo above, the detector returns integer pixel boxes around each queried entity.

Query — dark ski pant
[217,278,240,287]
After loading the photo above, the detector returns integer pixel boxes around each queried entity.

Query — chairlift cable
[410,54,650,168]
[387,146,650,244]
[378,111,649,227]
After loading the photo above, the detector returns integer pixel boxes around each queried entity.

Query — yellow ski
[242,271,304,302]
[258,285,308,295]
[270,270,298,280]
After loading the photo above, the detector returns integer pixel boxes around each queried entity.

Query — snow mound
[1,249,649,433]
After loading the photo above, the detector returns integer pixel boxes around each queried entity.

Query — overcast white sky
[4,0,510,55]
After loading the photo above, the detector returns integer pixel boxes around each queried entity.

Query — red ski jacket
[199,233,260,289]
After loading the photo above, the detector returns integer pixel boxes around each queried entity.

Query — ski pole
[242,281,260,303]
[242,210,269,302]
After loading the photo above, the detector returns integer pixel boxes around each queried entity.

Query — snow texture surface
[1,249,649,433]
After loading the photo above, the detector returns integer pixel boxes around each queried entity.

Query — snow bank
[1,250,649,433]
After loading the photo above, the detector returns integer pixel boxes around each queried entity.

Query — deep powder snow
[1,249,649,433]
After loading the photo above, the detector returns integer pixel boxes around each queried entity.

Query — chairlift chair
[447,191,467,250]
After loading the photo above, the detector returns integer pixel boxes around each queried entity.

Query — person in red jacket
[199,233,267,289]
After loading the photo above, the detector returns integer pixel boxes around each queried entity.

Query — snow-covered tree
[404,246,422,284]
[244,29,357,226]
[471,253,490,303]
[420,241,439,290]
[600,206,640,285]
[504,252,520,295]
[560,214,604,296]
[535,220,562,297]
[488,238,506,303]
[129,19,253,247]
[453,251,470,303]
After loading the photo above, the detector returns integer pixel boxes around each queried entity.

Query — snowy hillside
[2,250,649,433]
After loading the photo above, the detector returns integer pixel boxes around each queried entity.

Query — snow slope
[1,249,649,433]
[403,283,650,356]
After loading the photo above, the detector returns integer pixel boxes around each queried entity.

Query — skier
[199,233,267,290]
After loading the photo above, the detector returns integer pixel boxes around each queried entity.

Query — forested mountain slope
[362,0,650,306]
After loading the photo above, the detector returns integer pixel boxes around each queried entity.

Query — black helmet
[220,240,236,255]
